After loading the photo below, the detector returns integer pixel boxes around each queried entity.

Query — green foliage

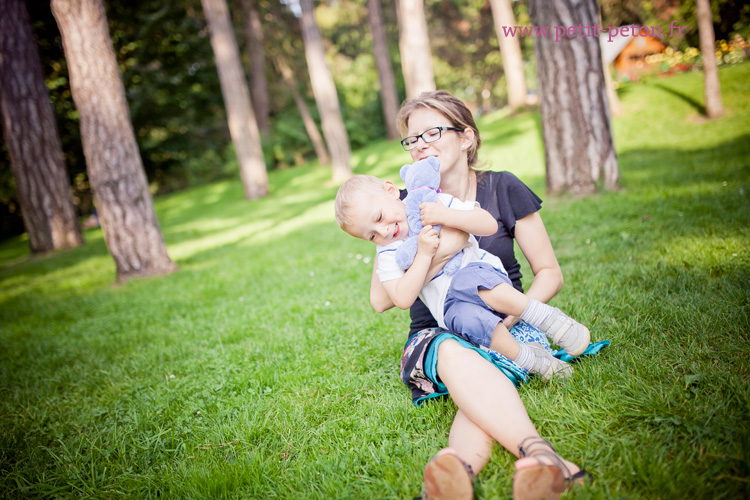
[109,1,230,189]
[262,108,318,168]
[599,0,750,49]
[315,0,401,148]
[429,0,506,110]
[1,63,749,499]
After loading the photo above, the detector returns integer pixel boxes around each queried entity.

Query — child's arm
[420,202,498,236]
[371,227,467,313]
[381,226,439,309]
[370,254,395,313]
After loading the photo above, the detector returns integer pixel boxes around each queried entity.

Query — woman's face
[405,108,471,177]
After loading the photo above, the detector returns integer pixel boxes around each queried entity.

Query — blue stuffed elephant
[394,156,463,275]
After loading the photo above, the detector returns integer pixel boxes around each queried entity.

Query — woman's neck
[441,168,476,202]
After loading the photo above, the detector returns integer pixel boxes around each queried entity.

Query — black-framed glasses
[400,126,462,151]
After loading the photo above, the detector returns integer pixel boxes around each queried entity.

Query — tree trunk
[298,0,352,182]
[367,0,400,140]
[488,0,528,111]
[51,0,177,282]
[529,0,619,194]
[273,55,330,166]
[602,59,622,117]
[241,0,270,133]
[696,0,724,119]
[0,0,83,254]
[201,0,269,199]
[397,0,436,99]
[598,7,621,117]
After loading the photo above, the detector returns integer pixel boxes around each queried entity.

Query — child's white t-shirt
[375,193,505,328]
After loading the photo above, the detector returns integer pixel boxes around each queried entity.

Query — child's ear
[383,180,400,197]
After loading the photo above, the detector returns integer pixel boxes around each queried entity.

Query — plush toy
[394,156,463,275]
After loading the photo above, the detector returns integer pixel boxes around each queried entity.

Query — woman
[370,91,589,500]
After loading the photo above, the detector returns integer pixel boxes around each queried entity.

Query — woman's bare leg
[447,409,494,474]
[437,339,537,454]
[436,339,581,475]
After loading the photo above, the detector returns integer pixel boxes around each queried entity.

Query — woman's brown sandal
[416,448,475,500]
[512,438,590,500]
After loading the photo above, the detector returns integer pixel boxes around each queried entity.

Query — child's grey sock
[520,298,591,357]
[520,298,554,327]
[514,342,550,371]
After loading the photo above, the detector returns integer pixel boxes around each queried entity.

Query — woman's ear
[460,128,475,151]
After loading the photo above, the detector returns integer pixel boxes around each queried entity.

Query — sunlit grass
[1,63,749,499]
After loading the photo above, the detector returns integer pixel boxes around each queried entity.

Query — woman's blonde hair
[396,91,482,169]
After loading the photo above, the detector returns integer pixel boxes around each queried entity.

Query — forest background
[1,0,749,240]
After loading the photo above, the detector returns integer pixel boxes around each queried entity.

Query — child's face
[346,181,410,245]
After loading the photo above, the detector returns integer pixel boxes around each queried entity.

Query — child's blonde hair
[334,175,386,231]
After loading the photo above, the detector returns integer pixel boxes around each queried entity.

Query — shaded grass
[1,63,749,499]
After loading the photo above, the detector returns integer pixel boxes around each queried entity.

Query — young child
[335,173,591,379]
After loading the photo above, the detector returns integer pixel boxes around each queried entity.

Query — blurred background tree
[51,0,178,282]
[241,0,271,134]
[201,0,269,198]
[0,0,84,253]
[298,0,352,182]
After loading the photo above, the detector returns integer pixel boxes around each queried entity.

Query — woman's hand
[422,202,498,237]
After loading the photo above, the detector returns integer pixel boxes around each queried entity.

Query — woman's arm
[420,202,498,236]
[513,212,563,302]
[503,212,563,327]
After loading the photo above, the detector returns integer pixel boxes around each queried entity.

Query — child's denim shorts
[443,261,514,346]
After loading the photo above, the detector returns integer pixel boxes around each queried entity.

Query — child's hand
[420,201,449,226]
[416,225,440,257]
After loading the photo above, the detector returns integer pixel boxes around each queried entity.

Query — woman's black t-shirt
[403,170,543,336]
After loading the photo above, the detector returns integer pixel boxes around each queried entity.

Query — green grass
[1,63,749,499]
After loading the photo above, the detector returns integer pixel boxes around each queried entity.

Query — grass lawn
[1,63,749,499]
